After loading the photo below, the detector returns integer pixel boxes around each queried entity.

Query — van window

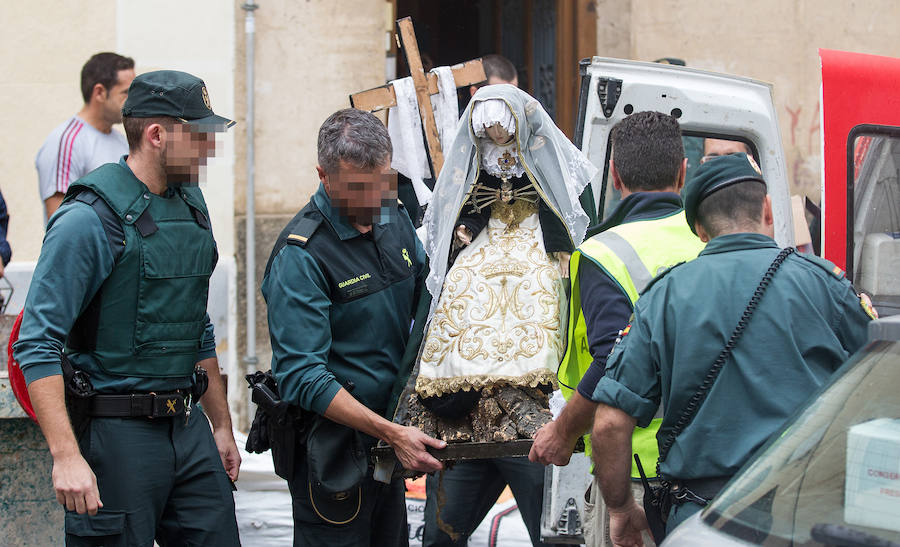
[597,135,755,222]
[849,131,900,316]
[702,340,900,545]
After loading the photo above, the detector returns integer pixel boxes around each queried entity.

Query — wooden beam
[349,59,486,113]
[397,16,443,176]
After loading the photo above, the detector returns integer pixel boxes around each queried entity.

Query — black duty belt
[88,391,189,418]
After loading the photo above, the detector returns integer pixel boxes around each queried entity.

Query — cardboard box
[844,418,900,532]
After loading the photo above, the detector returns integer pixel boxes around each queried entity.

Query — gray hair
[317,108,392,173]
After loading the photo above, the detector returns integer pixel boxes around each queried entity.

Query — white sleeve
[34,119,88,200]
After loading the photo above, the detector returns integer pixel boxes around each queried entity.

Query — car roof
[868,314,900,342]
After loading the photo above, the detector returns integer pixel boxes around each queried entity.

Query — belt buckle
[150,392,183,418]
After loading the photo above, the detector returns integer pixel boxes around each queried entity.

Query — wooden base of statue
[407,385,553,444]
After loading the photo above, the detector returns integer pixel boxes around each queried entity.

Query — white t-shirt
[35,115,128,201]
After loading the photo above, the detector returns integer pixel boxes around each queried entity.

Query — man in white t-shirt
[35,52,135,220]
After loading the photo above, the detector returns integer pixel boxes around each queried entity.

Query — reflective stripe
[594,231,654,294]
[558,210,706,478]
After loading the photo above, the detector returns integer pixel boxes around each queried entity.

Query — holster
[641,481,671,544]
[61,355,96,440]
[245,370,309,480]
[634,454,670,544]
[270,416,306,480]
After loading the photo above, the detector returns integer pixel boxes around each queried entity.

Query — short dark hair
[122,116,175,152]
[317,108,392,174]
[476,54,518,87]
[611,111,684,191]
[81,52,135,103]
[696,180,767,237]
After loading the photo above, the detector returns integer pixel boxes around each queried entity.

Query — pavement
[233,430,533,546]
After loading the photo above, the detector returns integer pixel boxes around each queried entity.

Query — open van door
[575,57,793,244]
[821,49,900,316]
[541,57,792,544]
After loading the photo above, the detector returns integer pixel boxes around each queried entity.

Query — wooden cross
[350,17,486,178]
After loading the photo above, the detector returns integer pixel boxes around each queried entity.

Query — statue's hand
[554,252,571,278]
[455,225,473,246]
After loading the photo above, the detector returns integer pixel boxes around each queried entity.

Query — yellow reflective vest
[559,210,705,478]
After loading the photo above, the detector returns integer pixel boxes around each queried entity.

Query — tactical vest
[559,210,705,478]
[64,163,217,378]
[264,200,416,304]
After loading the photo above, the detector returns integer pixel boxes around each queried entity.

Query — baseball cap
[122,70,235,130]
[305,417,368,524]
[683,153,766,235]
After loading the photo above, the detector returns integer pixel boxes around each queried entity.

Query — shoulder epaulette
[285,215,322,249]
[795,252,846,279]
[640,261,687,295]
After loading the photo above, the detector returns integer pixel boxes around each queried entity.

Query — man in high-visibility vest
[530,110,705,546]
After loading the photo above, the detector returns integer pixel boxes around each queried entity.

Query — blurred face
[163,123,218,186]
[102,68,135,125]
[320,159,397,226]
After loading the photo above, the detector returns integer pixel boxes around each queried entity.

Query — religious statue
[416,84,597,418]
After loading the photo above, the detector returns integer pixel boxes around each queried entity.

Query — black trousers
[65,407,240,546]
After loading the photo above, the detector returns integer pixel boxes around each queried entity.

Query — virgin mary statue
[415,84,597,417]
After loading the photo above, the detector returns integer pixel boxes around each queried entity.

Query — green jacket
[262,184,426,416]
[592,233,872,480]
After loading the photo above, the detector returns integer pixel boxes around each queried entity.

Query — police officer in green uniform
[530,111,705,546]
[587,153,874,544]
[14,71,241,545]
[262,108,445,546]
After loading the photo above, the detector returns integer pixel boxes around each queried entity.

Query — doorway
[393,0,597,138]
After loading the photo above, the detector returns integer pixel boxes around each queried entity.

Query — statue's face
[485,122,513,145]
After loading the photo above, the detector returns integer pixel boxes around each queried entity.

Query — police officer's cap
[683,153,766,235]
[122,70,235,131]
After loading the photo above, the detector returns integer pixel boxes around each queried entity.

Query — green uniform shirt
[14,158,216,393]
[262,184,426,416]
[591,233,871,480]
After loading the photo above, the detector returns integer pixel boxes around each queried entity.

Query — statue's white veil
[422,84,598,317]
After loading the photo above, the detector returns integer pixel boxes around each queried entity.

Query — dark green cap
[683,153,766,235]
[122,70,235,130]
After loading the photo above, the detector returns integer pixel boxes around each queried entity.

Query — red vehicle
[821,48,900,317]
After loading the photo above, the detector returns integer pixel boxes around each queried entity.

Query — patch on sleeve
[831,265,845,278]
[613,318,633,346]
[606,321,633,364]
[860,294,878,319]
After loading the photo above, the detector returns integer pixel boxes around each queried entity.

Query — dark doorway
[393,0,597,137]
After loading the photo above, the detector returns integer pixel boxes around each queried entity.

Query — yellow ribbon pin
[402,248,412,267]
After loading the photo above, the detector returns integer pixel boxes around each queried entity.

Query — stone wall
[597,0,900,200]
[0,0,117,262]
[1,314,63,545]
[232,0,389,427]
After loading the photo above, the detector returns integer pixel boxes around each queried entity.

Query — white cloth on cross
[387,66,460,206]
